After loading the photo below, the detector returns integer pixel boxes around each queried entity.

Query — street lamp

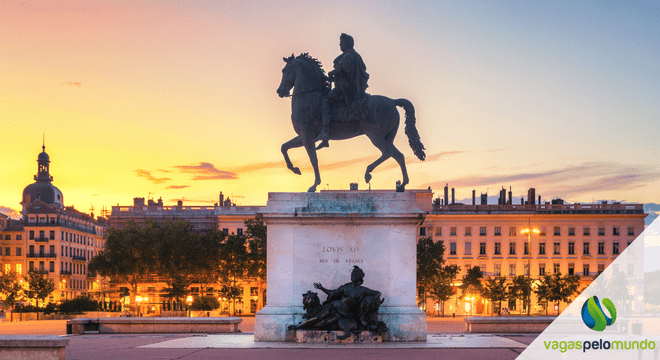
[186,296,193,317]
[521,221,539,316]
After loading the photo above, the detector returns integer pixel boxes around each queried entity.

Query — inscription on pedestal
[319,246,363,264]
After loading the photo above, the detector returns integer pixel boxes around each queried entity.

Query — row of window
[461,262,623,277]
[27,230,96,246]
[3,263,22,274]
[28,215,95,232]
[423,226,636,237]
[2,247,22,256]
[2,234,23,240]
[447,240,631,256]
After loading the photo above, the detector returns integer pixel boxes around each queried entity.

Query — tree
[245,217,267,284]
[535,272,580,315]
[460,266,484,298]
[157,220,201,304]
[191,295,221,311]
[0,271,23,309]
[483,276,508,315]
[88,220,159,311]
[24,269,55,319]
[508,275,532,315]
[417,237,445,312]
[218,234,250,315]
[428,265,460,317]
[195,229,225,294]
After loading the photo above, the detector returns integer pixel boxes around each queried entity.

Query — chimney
[444,184,449,206]
[350,183,358,190]
[451,188,455,205]
[133,197,145,207]
[538,195,541,205]
[528,188,536,205]
[177,200,183,207]
[499,187,506,205]
[472,190,476,205]
[508,187,512,205]
[481,193,488,205]
[219,192,224,206]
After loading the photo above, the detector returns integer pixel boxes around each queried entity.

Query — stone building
[0,145,108,306]
[418,185,647,316]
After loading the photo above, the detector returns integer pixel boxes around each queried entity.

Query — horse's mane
[295,53,330,91]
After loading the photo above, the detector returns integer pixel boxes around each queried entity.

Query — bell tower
[35,140,53,183]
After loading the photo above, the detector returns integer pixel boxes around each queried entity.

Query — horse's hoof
[307,186,317,192]
[396,184,406,192]
[292,167,301,175]
[365,173,372,183]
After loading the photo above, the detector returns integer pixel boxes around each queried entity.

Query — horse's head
[277,54,296,98]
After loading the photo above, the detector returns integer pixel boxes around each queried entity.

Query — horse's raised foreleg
[281,136,303,175]
[302,133,321,192]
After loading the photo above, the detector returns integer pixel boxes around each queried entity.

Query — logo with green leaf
[581,295,617,331]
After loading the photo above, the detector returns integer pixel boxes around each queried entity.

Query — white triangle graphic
[517,217,660,359]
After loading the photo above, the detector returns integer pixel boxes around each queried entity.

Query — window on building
[29,245,34,256]
[568,227,575,236]
[29,261,34,271]
[568,242,575,255]
[494,242,501,255]
[554,227,560,236]
[39,245,44,256]
[553,242,560,255]
[449,242,457,255]
[4,264,10,273]
[480,227,487,236]
[524,264,530,276]
[539,227,546,236]
[553,263,560,274]
[4,235,9,240]
[583,264,590,276]
[16,264,21,274]
[16,247,21,256]
[568,263,575,275]
[450,227,457,236]
[613,227,620,236]
[613,242,620,255]
[49,261,55,272]
[509,264,516,276]
[39,230,44,239]
[583,227,590,236]
[222,228,229,234]
[435,227,442,236]
[479,242,486,255]
[597,263,605,275]
[4,247,10,256]
[465,227,471,236]
[49,245,55,256]
[628,227,635,236]
[598,227,605,236]
[539,242,546,255]
[29,231,34,240]
[509,242,516,255]
[49,231,55,240]
[494,264,501,276]
[598,242,605,255]
[539,263,546,276]
[583,242,590,255]
[16,235,21,241]
[509,227,516,236]
[419,227,426,236]
[524,242,529,255]
[495,227,501,236]
[464,242,471,255]
[250,287,259,296]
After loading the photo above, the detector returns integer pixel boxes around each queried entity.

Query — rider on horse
[316,33,370,149]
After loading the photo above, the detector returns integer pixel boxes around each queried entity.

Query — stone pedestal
[254,190,430,342]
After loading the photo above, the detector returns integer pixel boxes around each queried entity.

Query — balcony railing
[72,255,86,261]
[34,237,50,243]
[60,270,72,275]
[27,253,57,258]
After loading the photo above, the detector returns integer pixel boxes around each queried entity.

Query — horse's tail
[395,98,426,161]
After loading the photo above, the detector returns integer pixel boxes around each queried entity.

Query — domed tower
[21,144,64,212]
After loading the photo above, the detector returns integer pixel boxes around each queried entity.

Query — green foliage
[509,275,533,314]
[460,266,484,298]
[417,237,445,309]
[218,234,250,315]
[43,302,57,315]
[534,272,580,315]
[24,269,55,309]
[245,217,267,283]
[483,276,508,315]
[428,265,460,316]
[58,297,100,314]
[0,271,23,308]
[190,296,220,311]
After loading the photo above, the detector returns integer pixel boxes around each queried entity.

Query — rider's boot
[316,99,331,149]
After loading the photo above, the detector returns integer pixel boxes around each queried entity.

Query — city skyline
[2,1,659,212]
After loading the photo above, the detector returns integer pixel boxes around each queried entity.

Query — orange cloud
[64,81,81,87]
[135,169,171,184]
[166,185,190,189]
[174,162,238,180]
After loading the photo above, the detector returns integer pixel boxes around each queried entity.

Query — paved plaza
[0,316,535,359]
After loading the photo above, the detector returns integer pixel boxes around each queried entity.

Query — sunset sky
[1,1,659,214]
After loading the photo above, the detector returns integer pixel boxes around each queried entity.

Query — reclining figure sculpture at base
[288,266,388,340]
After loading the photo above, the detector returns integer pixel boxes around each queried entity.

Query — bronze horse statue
[277,53,425,192]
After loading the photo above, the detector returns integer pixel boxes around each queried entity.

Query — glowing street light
[187,296,193,318]
[521,220,540,316]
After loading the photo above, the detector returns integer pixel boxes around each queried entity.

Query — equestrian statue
[277,34,426,192]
